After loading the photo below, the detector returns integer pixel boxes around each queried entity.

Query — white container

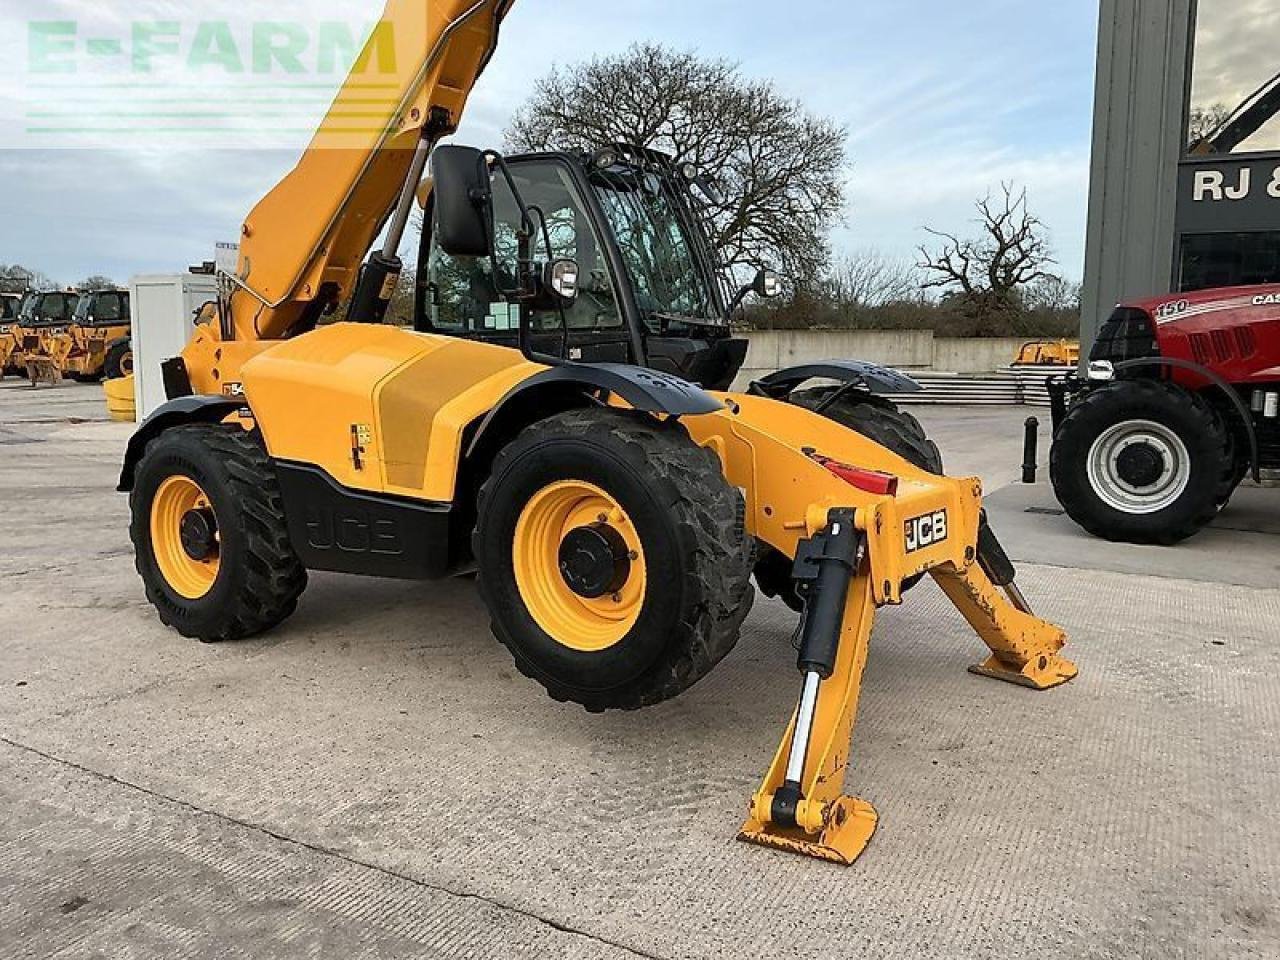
[128,274,219,419]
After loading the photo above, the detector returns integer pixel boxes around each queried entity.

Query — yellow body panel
[240,323,540,499]
[0,324,18,370]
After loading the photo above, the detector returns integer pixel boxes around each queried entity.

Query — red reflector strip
[809,452,899,496]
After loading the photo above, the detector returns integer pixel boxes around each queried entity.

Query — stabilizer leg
[931,520,1077,691]
[739,511,880,865]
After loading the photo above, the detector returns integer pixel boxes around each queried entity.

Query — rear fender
[117,396,245,492]
[1113,356,1261,482]
[748,360,923,400]
[466,362,723,461]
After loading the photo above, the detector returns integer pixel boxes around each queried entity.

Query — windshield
[0,297,16,320]
[590,166,724,333]
[73,294,93,320]
[22,293,73,323]
[17,293,37,321]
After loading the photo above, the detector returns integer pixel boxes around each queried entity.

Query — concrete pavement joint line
[0,736,668,960]
[1007,555,1280,592]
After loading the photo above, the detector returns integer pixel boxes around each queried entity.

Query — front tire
[1050,380,1233,544]
[130,424,307,641]
[473,409,755,712]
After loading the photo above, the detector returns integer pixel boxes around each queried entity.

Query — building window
[1178,231,1280,291]
[1187,0,1280,155]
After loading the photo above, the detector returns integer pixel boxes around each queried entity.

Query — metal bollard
[1022,417,1039,484]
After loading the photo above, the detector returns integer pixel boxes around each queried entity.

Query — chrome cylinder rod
[785,671,823,785]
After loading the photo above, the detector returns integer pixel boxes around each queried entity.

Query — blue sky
[0,0,1100,286]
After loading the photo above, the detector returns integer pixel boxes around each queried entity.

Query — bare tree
[1187,103,1232,151]
[77,275,118,292]
[1022,274,1081,313]
[0,264,55,293]
[918,183,1055,329]
[823,250,923,310]
[506,43,848,281]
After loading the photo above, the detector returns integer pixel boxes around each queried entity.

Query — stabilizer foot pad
[968,653,1078,690]
[738,796,878,866]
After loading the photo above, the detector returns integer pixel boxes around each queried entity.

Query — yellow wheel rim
[150,475,220,600]
[513,480,647,652]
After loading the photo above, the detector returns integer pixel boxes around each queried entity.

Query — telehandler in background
[13,289,78,384]
[120,0,1076,865]
[17,288,131,384]
[0,292,21,377]
[62,288,133,382]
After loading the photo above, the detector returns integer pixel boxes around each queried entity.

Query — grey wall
[1080,0,1194,356]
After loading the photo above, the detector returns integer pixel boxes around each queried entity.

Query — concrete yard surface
[1,379,1278,959]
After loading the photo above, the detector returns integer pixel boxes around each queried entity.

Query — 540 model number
[905,510,948,553]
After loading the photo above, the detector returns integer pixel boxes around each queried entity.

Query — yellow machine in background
[0,292,22,377]
[20,288,131,384]
[119,0,1076,865]
[13,290,78,384]
[61,289,132,382]
[1012,338,1079,367]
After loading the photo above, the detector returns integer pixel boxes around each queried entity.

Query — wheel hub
[558,523,631,599]
[1114,442,1166,488]
[1085,419,1192,515]
[179,508,219,562]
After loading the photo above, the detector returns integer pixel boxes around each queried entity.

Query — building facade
[1081,0,1280,351]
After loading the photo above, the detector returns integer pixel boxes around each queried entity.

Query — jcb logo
[905,510,948,553]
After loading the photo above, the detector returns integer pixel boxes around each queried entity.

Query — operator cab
[73,289,131,327]
[18,291,77,329]
[415,145,776,390]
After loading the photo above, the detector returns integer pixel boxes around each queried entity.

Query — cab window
[422,160,621,336]
[94,293,123,321]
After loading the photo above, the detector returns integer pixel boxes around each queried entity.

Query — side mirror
[544,259,580,304]
[724,266,784,322]
[431,145,494,258]
[752,268,783,299]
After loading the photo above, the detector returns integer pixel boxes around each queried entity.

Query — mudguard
[748,360,923,399]
[118,395,245,492]
[466,362,723,459]
[1112,356,1261,482]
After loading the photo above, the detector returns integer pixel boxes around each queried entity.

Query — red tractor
[1050,284,1280,544]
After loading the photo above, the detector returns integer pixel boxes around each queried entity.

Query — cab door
[415,156,633,364]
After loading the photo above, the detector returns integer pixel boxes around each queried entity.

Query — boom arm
[1191,69,1280,156]
[222,0,514,343]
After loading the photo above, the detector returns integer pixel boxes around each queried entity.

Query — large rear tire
[789,387,944,474]
[130,424,307,641]
[1050,379,1233,545]
[473,409,755,712]
[755,388,944,610]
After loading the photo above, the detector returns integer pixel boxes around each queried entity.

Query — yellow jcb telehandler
[0,292,22,377]
[120,0,1076,865]
[61,288,133,382]
[13,289,78,385]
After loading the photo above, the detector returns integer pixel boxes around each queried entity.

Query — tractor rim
[1086,419,1191,515]
[151,475,221,599]
[513,480,646,652]
[121,351,134,375]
